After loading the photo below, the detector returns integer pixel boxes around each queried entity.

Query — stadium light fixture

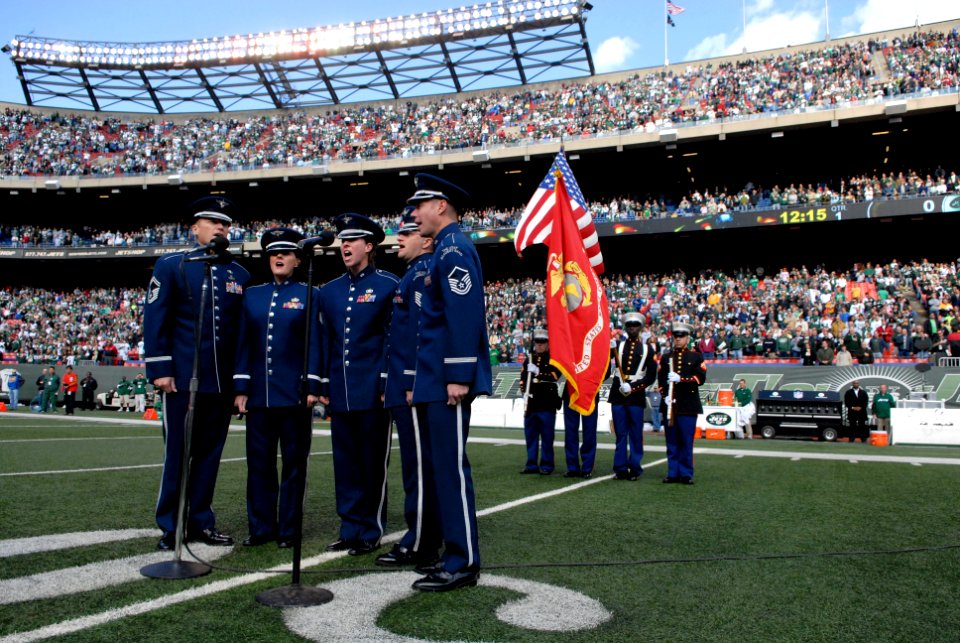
[168,174,184,185]
[884,100,907,115]
[44,179,60,190]
[473,150,490,162]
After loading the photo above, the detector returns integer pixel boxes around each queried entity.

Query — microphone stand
[142,259,214,579]
[257,243,333,607]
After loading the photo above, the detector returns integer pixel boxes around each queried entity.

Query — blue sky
[1,0,957,106]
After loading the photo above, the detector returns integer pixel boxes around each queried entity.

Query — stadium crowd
[0,28,957,178]
[1,164,957,248]
[4,259,958,367]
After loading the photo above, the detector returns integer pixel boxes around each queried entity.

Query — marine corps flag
[543,172,611,415]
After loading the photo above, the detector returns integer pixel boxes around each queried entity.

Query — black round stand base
[256,584,334,607]
[140,560,212,579]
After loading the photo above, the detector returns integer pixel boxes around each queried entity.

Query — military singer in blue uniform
[376,211,442,569]
[408,174,492,592]
[233,227,322,548]
[608,312,657,481]
[144,197,250,550]
[658,322,706,485]
[318,213,399,556]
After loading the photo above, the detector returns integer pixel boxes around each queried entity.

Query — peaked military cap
[260,227,304,254]
[397,206,419,235]
[189,196,237,224]
[672,321,693,335]
[623,312,644,326]
[533,328,549,341]
[406,173,470,208]
[334,212,386,245]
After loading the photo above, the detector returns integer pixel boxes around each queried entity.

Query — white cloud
[684,8,823,61]
[850,0,960,34]
[594,36,639,72]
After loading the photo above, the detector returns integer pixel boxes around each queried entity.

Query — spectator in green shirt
[734,379,755,439]
[41,367,60,413]
[115,376,133,413]
[871,384,896,432]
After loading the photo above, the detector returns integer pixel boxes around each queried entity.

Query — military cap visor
[397,210,420,235]
[533,329,549,340]
[260,227,304,254]
[406,173,470,207]
[334,213,386,244]
[190,196,237,224]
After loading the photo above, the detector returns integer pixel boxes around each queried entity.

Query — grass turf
[1,411,959,642]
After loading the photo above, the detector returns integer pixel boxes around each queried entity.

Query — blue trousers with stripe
[563,404,598,474]
[665,414,696,480]
[391,404,441,554]
[245,406,310,540]
[612,404,645,475]
[156,392,232,536]
[330,408,391,545]
[416,400,480,573]
[523,410,556,472]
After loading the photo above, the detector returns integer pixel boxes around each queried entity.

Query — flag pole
[664,0,669,66]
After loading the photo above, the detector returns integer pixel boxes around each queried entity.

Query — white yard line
[1,452,334,477]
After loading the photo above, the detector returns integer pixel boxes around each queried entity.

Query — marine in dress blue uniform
[608,312,657,480]
[409,174,492,592]
[144,197,250,550]
[562,384,599,478]
[318,213,399,556]
[519,329,561,475]
[376,212,442,568]
[658,322,706,484]
[233,228,322,548]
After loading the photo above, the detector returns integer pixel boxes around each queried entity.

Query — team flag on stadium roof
[514,150,604,274]
[543,172,611,415]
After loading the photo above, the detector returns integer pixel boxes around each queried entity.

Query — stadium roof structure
[2,0,595,114]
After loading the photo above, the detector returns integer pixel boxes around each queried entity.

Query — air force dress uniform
[379,214,441,566]
[520,329,561,474]
[608,312,657,479]
[233,228,322,546]
[319,213,399,553]
[409,174,492,588]
[657,322,706,484]
[144,197,250,546]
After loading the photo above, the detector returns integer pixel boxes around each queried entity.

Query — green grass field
[2,410,959,642]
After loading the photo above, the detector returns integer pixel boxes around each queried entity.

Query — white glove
[668,372,681,383]
[619,382,632,395]
[527,363,539,376]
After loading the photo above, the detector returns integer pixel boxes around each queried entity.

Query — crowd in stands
[0,164,957,248]
[4,259,959,367]
[1,28,957,178]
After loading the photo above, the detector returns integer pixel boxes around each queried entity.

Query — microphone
[185,235,232,262]
[297,231,335,250]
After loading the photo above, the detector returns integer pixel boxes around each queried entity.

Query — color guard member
[658,321,706,484]
[608,312,657,480]
[519,328,561,475]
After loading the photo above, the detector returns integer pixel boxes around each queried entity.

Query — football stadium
[2,0,960,640]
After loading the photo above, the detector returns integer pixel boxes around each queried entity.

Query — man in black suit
[844,380,869,443]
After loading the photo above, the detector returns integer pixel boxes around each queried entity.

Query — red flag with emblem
[545,173,611,415]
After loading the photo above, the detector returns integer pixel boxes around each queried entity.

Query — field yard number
[284,571,612,642]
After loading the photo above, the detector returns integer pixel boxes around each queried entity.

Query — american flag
[666,1,686,15]
[514,151,604,274]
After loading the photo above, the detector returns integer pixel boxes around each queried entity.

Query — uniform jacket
[384,254,431,409]
[520,350,561,413]
[319,265,398,412]
[234,279,323,408]
[657,346,707,416]
[608,337,657,407]
[144,248,250,394]
[412,222,492,404]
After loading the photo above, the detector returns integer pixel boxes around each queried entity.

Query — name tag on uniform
[225,281,243,294]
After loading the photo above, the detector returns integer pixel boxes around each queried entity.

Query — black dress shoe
[662,476,680,484]
[615,471,638,481]
[326,538,354,552]
[157,533,175,550]
[519,468,539,474]
[376,545,418,567]
[277,539,294,549]
[414,558,444,574]
[539,469,553,475]
[242,534,275,547]
[563,471,582,478]
[348,541,381,556]
[581,472,592,479]
[412,567,480,592]
[680,477,695,485]
[193,528,234,546]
